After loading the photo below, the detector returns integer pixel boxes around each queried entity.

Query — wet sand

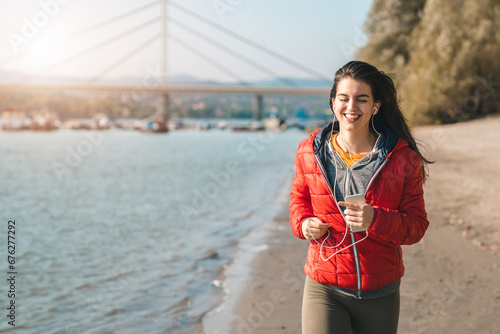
[231,115,500,334]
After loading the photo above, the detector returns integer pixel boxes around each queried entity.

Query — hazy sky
[0,0,373,84]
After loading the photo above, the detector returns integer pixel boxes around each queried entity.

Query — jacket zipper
[315,151,365,296]
[343,161,364,298]
[352,156,390,297]
[319,147,391,298]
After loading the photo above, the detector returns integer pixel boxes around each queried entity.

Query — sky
[0,0,373,84]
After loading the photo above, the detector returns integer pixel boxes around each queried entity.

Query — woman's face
[332,78,380,134]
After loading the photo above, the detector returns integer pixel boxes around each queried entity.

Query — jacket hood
[313,121,404,158]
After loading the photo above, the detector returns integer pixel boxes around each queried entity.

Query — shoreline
[228,115,500,334]
[230,207,307,334]
[201,169,305,334]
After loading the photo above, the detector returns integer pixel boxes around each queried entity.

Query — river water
[0,127,306,333]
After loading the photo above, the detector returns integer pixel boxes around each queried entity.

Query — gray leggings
[302,277,400,334]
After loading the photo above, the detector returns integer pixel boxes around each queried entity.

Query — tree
[357,0,500,124]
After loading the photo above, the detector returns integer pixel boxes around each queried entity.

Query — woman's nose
[347,100,357,111]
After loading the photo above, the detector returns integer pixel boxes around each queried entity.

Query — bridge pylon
[159,93,170,121]
[254,94,263,120]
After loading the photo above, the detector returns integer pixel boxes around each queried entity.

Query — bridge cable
[170,1,331,83]
[169,16,296,87]
[89,33,162,84]
[169,34,250,86]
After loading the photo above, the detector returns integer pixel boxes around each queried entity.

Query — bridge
[0,0,332,120]
[0,83,330,120]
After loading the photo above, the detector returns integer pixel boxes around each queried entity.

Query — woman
[289,61,431,334]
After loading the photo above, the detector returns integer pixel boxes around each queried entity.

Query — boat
[30,109,60,131]
[167,119,188,131]
[264,116,287,131]
[228,121,265,132]
[138,115,168,133]
[195,121,211,131]
[1,109,30,131]
[92,113,111,130]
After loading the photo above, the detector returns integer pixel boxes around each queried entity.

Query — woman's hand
[338,201,375,230]
[301,217,330,240]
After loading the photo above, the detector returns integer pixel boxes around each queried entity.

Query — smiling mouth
[343,114,361,120]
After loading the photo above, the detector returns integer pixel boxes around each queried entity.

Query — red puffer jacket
[290,127,429,292]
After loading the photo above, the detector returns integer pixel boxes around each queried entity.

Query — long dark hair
[329,61,433,181]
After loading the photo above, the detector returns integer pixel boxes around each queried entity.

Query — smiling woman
[290,61,433,334]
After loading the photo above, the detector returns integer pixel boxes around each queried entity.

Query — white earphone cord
[371,111,381,136]
[306,221,369,262]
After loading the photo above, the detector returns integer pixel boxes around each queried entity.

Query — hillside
[357,0,500,124]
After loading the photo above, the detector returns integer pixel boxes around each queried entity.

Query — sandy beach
[231,114,500,334]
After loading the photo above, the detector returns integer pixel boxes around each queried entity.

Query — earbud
[373,107,378,115]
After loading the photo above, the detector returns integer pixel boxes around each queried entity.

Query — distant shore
[229,114,500,334]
